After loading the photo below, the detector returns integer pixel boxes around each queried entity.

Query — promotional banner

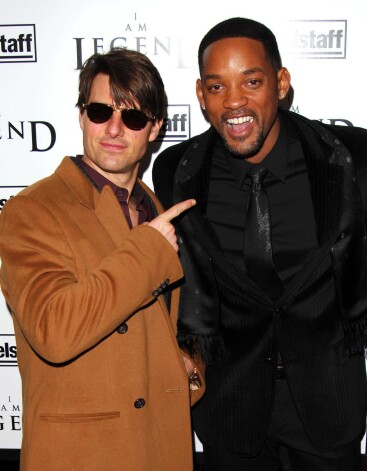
[1,0,366,454]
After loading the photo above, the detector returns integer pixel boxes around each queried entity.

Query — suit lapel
[279,114,362,302]
[299,125,345,247]
[176,132,228,257]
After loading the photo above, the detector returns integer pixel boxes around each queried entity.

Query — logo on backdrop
[318,118,353,126]
[0,394,21,432]
[0,335,17,366]
[0,187,27,212]
[290,20,347,59]
[158,104,190,142]
[0,24,37,63]
[280,102,354,127]
[74,12,191,70]
[0,119,56,152]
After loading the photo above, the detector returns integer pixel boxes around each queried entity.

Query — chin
[223,130,264,159]
[224,141,261,159]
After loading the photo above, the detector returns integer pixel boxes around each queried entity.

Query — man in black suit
[153,17,367,471]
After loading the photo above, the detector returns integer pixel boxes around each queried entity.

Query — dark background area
[0,451,365,470]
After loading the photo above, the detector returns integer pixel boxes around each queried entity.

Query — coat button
[134,398,146,409]
[161,278,170,289]
[116,322,128,334]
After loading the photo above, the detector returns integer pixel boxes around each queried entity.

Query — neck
[82,156,140,200]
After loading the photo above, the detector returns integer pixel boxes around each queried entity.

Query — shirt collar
[75,155,145,207]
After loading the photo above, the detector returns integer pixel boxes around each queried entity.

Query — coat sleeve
[169,283,206,404]
[0,194,183,364]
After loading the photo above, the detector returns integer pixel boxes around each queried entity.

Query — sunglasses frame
[82,102,156,130]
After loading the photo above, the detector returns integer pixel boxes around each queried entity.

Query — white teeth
[227,116,253,125]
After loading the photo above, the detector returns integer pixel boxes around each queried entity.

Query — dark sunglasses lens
[122,109,149,130]
[86,103,113,123]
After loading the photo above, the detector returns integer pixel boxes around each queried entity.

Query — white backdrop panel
[0,0,366,452]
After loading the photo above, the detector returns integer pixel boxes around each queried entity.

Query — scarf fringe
[343,315,367,357]
[177,327,228,365]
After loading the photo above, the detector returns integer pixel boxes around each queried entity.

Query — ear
[79,111,85,131]
[196,78,205,110]
[148,118,163,142]
[277,67,291,100]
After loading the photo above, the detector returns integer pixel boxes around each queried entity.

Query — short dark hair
[198,17,282,75]
[76,48,166,120]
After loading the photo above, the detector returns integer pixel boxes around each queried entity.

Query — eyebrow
[203,67,265,81]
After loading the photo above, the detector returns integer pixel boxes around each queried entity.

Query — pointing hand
[147,199,196,251]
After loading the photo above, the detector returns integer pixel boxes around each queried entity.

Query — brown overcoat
[0,157,204,471]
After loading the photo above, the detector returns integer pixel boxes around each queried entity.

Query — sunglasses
[82,102,155,130]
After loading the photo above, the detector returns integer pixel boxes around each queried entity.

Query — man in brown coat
[0,48,204,471]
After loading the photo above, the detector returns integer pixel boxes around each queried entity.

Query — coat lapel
[56,158,175,317]
[94,186,129,247]
[55,157,130,248]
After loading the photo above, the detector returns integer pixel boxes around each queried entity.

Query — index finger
[160,199,196,222]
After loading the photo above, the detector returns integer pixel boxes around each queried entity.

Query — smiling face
[79,73,162,190]
[196,37,290,163]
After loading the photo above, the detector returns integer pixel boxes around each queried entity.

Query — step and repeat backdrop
[0,0,366,454]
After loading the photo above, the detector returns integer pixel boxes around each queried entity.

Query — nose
[105,110,124,137]
[223,85,249,110]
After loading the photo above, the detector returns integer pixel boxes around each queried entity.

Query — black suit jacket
[153,110,367,454]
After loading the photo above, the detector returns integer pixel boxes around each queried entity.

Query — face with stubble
[196,37,291,163]
[79,73,162,188]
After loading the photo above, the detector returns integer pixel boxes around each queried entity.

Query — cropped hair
[76,48,166,120]
[198,17,282,74]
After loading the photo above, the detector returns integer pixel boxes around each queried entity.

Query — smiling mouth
[100,141,126,150]
[226,116,254,127]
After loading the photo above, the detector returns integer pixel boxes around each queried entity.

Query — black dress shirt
[205,115,319,288]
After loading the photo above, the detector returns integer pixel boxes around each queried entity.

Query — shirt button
[134,398,146,409]
[116,322,128,334]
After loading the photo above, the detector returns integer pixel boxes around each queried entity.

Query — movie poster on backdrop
[0,0,366,455]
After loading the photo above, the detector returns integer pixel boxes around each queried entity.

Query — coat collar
[55,157,162,248]
[55,157,130,248]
